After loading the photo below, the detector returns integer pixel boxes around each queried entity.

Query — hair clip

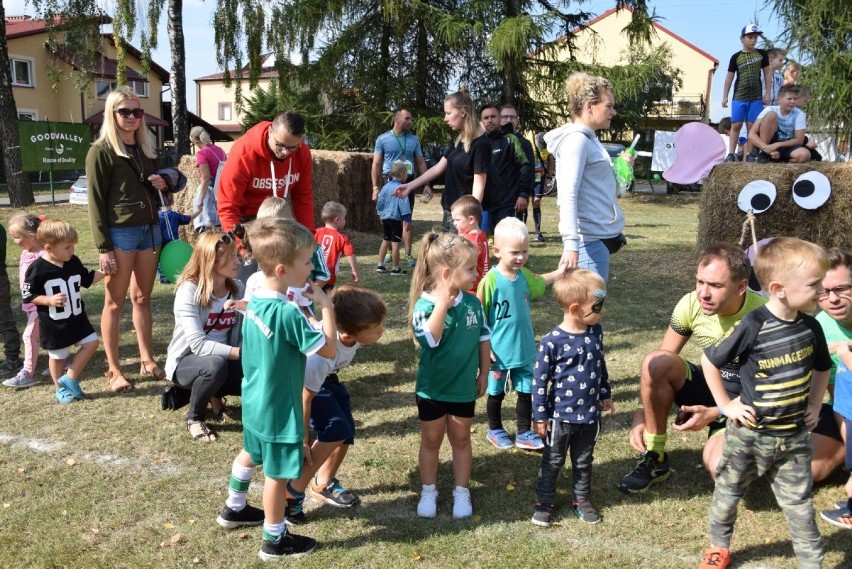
[442,235,458,251]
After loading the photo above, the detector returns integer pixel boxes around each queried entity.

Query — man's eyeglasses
[584,297,606,317]
[500,114,518,120]
[269,127,301,152]
[115,108,145,119]
[818,284,852,300]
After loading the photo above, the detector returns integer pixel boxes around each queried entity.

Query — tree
[0,3,33,206]
[769,0,851,151]
[166,0,189,159]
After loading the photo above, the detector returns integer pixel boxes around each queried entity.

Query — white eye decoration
[737,180,776,213]
[792,171,831,210]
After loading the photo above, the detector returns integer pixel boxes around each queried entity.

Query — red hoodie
[217,120,315,232]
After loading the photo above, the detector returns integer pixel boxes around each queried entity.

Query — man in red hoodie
[217,111,315,233]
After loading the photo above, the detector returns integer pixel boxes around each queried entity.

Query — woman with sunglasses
[86,86,168,393]
[165,231,244,442]
[544,72,629,283]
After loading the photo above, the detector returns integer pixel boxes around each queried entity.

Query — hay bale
[697,162,852,252]
[311,150,373,231]
[171,150,375,242]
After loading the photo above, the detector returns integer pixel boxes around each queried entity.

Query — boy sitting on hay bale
[746,84,811,164]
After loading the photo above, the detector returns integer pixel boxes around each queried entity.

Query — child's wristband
[717,407,725,420]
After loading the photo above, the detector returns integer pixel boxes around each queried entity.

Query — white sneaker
[417,485,438,518]
[452,486,472,519]
[3,369,36,389]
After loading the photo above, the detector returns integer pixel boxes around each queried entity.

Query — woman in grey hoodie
[544,73,627,283]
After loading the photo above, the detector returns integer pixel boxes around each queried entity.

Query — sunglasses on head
[584,297,606,317]
[115,108,145,119]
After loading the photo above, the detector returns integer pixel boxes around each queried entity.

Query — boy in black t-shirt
[23,220,104,404]
[698,237,829,569]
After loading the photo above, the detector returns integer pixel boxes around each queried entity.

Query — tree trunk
[414,16,428,108]
[169,0,189,161]
[378,18,391,110]
[502,0,524,104]
[0,6,34,206]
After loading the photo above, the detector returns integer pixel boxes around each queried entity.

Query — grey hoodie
[544,123,624,252]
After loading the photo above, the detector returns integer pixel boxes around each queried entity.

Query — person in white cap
[720,23,771,162]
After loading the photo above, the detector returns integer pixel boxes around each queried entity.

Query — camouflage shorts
[708,423,823,567]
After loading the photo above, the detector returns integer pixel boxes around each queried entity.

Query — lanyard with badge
[391,132,414,176]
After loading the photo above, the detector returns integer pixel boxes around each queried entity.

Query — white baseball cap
[741,23,762,36]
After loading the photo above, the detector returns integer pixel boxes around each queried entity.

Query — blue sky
[7,0,788,122]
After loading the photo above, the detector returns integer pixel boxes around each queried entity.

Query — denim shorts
[108,224,162,252]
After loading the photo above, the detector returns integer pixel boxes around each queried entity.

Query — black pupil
[794,180,815,198]
[751,194,771,210]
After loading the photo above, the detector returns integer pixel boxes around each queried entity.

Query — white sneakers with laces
[417,484,438,518]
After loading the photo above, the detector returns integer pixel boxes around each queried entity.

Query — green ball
[159,240,194,283]
[653,173,662,181]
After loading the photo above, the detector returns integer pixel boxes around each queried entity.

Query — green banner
[17,121,90,172]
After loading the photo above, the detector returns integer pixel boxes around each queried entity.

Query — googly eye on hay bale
[697,162,852,254]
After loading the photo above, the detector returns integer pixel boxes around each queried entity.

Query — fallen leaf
[470,426,477,434]
[62,510,67,517]
[187,519,196,525]
[170,533,182,544]
[411,549,421,561]
[147,413,154,419]
[16,467,25,474]
[159,541,166,548]
[155,456,166,464]
[163,523,175,529]
[506,483,515,492]
[765,538,771,545]
[474,515,482,523]
[238,532,249,540]
[2,503,9,509]
[66,458,76,466]
[91,528,99,534]
[192,558,200,564]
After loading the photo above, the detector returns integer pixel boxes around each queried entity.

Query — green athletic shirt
[670,290,767,387]
[413,291,491,402]
[815,311,852,387]
[241,288,325,443]
[705,305,831,435]
[477,267,546,369]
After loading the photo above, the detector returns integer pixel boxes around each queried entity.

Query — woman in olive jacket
[86,86,167,393]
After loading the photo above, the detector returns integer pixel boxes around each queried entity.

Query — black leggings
[172,354,242,421]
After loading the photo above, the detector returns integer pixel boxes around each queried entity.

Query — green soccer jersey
[477,267,546,369]
[241,288,325,443]
[412,291,491,402]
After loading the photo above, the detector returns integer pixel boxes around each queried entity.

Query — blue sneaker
[58,375,85,400]
[486,428,513,449]
[515,430,545,450]
[55,386,77,404]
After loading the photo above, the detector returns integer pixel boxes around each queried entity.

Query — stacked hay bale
[172,150,374,244]
[696,162,852,252]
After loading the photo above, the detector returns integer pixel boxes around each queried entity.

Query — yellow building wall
[551,9,717,111]
[10,32,165,126]
[196,77,272,130]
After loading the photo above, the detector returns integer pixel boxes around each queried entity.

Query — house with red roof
[543,6,719,128]
[5,14,170,143]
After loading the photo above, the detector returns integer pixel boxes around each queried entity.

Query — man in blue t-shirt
[371,109,430,265]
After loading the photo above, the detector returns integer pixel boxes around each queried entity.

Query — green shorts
[243,429,303,480]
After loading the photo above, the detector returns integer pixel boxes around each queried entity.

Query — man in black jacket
[479,105,533,232]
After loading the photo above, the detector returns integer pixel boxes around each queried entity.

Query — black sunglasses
[584,297,606,317]
[115,108,145,119]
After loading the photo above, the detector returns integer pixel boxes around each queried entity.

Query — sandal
[186,420,218,442]
[105,370,134,393]
[210,397,239,421]
[140,360,166,381]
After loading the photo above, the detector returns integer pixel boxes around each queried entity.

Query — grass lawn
[1,194,850,568]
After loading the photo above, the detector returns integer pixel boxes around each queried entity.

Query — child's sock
[286,481,305,500]
[486,393,505,430]
[262,520,287,542]
[533,207,542,232]
[516,392,532,433]
[643,432,667,459]
[225,460,256,511]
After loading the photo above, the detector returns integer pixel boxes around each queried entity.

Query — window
[10,57,34,87]
[96,77,149,99]
[218,103,232,121]
[17,109,38,121]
